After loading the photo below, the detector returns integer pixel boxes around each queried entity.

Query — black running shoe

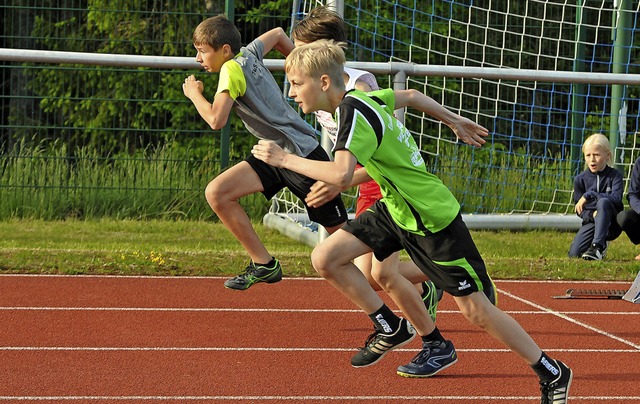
[421,281,439,323]
[351,318,416,368]
[396,340,457,378]
[223,259,282,290]
[582,243,605,260]
[540,360,573,404]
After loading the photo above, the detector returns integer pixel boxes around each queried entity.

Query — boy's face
[583,144,609,173]
[193,43,231,73]
[287,68,325,113]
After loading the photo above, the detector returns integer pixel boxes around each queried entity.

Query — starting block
[554,289,626,299]
[553,270,640,303]
[622,270,640,303]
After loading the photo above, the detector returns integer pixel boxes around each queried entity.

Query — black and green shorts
[342,200,492,297]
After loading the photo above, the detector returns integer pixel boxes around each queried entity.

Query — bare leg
[454,292,541,364]
[205,162,272,264]
[311,229,384,313]
[357,252,429,293]
[371,252,436,337]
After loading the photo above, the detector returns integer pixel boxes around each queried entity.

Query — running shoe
[582,243,606,260]
[540,360,573,404]
[351,318,416,368]
[223,259,282,290]
[396,339,457,378]
[421,281,439,323]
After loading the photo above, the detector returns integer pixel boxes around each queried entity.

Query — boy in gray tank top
[182,16,347,290]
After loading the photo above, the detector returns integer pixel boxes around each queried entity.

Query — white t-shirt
[315,67,379,144]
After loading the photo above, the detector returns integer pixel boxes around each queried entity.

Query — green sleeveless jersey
[333,89,460,234]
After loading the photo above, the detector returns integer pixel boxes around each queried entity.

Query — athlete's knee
[456,293,493,328]
[204,180,221,207]
[354,257,380,291]
[205,178,235,212]
[310,244,336,277]
[370,268,393,291]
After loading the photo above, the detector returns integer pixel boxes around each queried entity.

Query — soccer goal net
[264,0,640,246]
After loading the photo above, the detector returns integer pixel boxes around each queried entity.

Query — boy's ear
[221,44,233,57]
[320,74,331,92]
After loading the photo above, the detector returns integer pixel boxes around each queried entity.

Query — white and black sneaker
[582,243,606,261]
[351,318,415,368]
[540,360,573,404]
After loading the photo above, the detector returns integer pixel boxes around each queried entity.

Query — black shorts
[342,200,492,297]
[245,145,347,228]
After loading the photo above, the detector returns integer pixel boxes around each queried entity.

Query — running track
[0,274,639,403]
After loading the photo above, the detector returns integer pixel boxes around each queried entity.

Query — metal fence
[0,2,287,220]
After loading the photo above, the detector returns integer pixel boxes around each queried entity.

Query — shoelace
[539,379,566,404]
[411,342,446,364]
[539,384,553,404]
[410,346,432,364]
[360,331,379,349]
[234,263,257,283]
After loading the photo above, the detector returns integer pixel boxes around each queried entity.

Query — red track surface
[1,274,639,403]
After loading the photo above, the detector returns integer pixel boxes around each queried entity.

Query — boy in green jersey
[251,40,572,403]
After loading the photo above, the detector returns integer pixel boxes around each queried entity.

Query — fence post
[393,70,407,124]
[609,0,632,170]
[219,0,235,169]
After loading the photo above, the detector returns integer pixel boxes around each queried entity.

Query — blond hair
[285,40,346,88]
[582,133,613,165]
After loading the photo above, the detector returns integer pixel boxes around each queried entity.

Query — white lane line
[0,306,638,315]
[0,273,634,285]
[0,346,637,353]
[0,395,639,401]
[498,288,640,350]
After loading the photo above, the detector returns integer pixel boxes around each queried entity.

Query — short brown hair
[192,15,241,53]
[291,6,347,45]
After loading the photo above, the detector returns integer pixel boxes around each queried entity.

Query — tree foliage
[3,1,640,160]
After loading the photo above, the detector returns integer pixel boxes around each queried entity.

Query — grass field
[0,219,638,282]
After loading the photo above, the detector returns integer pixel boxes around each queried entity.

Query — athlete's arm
[304,167,372,208]
[394,89,488,147]
[183,75,235,130]
[257,27,295,57]
[251,140,356,188]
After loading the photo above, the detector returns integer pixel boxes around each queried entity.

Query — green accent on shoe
[224,259,282,290]
[421,281,439,323]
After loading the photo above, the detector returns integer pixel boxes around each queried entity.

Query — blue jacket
[627,158,640,214]
[573,165,623,224]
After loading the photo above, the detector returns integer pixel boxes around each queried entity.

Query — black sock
[255,257,276,267]
[421,327,445,345]
[368,304,400,333]
[531,352,560,383]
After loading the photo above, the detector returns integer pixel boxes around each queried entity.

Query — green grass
[0,140,267,221]
[0,219,638,282]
